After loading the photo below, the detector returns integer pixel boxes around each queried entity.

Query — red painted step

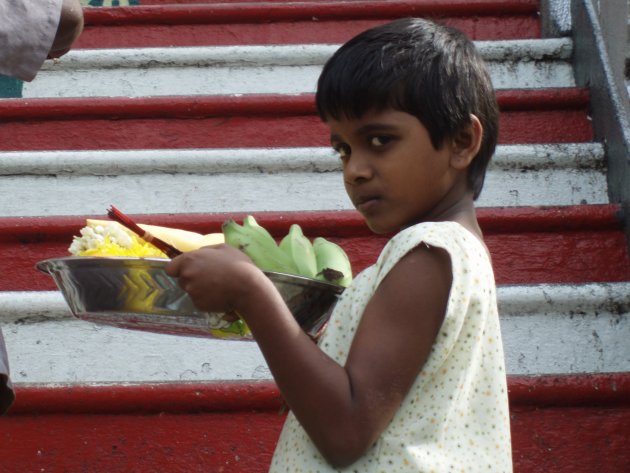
[1,373,628,473]
[76,0,540,48]
[1,205,628,292]
[0,89,593,151]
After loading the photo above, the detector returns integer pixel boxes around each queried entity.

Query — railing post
[572,0,630,253]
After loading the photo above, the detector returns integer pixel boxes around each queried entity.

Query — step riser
[6,282,630,325]
[0,144,609,216]
[0,166,609,217]
[0,144,606,176]
[2,282,628,382]
[0,89,592,149]
[74,1,541,47]
[24,61,572,98]
[24,39,574,98]
[2,206,628,291]
[40,40,573,71]
[1,375,627,473]
[4,227,628,290]
[7,374,630,415]
[0,109,593,150]
[77,16,539,48]
[81,0,541,24]
[1,144,607,214]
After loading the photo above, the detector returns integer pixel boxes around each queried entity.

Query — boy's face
[327,109,461,234]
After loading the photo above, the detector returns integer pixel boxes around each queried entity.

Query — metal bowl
[36,257,344,340]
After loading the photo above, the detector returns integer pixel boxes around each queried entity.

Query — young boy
[168,17,512,472]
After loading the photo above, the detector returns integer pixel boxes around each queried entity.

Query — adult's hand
[48,0,84,59]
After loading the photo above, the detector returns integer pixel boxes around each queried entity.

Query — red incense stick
[107,205,182,258]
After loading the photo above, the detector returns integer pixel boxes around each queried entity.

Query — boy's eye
[370,135,391,147]
[334,144,351,159]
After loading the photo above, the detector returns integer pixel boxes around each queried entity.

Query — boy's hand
[48,0,84,59]
[165,244,262,314]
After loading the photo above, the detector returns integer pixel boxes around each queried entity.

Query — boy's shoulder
[389,221,480,251]
[375,221,491,278]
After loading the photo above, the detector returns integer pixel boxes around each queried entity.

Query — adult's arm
[0,0,84,81]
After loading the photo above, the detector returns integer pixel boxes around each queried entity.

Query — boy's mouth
[353,194,381,213]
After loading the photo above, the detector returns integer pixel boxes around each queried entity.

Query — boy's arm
[167,243,450,468]
[237,244,451,468]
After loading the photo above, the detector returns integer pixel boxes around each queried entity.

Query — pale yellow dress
[269,221,513,473]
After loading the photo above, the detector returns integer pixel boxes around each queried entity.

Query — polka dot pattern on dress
[269,222,513,472]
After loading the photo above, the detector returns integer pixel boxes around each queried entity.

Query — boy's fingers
[165,255,183,277]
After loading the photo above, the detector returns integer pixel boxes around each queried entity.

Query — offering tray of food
[36,256,344,340]
[37,206,352,340]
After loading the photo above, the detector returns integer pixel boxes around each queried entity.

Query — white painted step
[0,143,607,217]
[23,39,575,98]
[2,282,628,384]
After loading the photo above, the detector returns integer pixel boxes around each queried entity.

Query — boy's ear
[449,114,483,170]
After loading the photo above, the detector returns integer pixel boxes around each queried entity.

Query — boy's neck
[425,193,483,240]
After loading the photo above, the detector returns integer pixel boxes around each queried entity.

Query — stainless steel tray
[37,257,343,340]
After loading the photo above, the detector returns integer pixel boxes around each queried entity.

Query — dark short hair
[316,18,499,199]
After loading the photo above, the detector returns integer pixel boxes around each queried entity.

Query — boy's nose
[343,154,373,184]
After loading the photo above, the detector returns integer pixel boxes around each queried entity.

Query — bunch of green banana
[222,216,298,274]
[222,216,353,288]
[280,224,318,279]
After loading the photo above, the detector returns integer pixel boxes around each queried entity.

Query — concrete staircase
[0,1,628,471]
